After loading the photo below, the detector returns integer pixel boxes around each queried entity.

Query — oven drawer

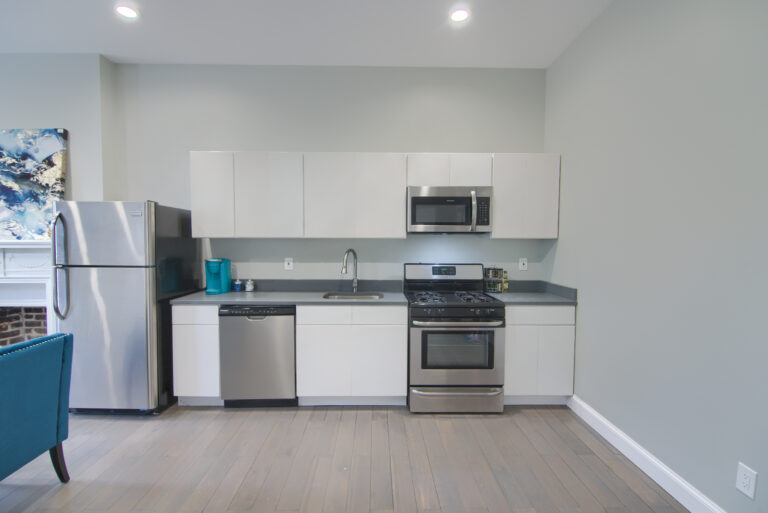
[409,386,503,413]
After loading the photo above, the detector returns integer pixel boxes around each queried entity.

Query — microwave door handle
[470,189,477,232]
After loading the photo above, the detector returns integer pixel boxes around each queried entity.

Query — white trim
[298,396,406,407]
[0,240,51,249]
[504,395,568,405]
[177,396,224,407]
[567,396,727,513]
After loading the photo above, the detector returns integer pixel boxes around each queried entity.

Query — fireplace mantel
[0,240,54,332]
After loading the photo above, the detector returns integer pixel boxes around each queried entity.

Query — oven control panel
[410,306,505,321]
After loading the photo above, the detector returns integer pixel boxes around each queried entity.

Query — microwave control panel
[477,198,490,225]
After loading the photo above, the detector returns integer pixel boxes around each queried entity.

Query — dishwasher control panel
[219,305,295,316]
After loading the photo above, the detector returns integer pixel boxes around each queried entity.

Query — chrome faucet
[341,248,358,293]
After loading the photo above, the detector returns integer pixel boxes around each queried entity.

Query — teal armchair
[0,333,74,483]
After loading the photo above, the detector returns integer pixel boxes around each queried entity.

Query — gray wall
[545,2,767,512]
[108,64,550,279]
[110,64,546,207]
[0,54,105,200]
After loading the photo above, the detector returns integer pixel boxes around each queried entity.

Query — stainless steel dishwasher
[218,305,297,407]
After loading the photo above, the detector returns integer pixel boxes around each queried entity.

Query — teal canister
[205,258,231,294]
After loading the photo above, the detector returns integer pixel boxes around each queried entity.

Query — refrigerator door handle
[51,211,71,319]
[52,265,70,319]
[51,211,65,266]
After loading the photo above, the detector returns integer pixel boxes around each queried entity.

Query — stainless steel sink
[322,292,384,300]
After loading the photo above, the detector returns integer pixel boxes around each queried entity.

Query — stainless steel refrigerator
[52,201,201,413]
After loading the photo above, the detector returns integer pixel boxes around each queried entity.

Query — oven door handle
[412,320,504,327]
[411,388,503,397]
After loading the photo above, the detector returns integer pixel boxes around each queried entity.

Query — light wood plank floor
[1,406,688,513]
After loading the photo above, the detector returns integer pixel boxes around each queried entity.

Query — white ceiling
[0,0,612,68]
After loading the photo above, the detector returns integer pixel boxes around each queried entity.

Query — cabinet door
[296,325,352,396]
[234,152,303,237]
[303,152,357,238]
[350,325,407,396]
[190,151,234,238]
[304,152,406,238]
[538,326,575,395]
[504,325,539,395]
[407,153,492,186]
[491,153,561,239]
[172,324,220,397]
[449,154,492,186]
[353,153,406,238]
[407,154,450,186]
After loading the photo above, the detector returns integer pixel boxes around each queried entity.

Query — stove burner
[455,291,495,304]
[407,290,501,307]
[409,291,446,305]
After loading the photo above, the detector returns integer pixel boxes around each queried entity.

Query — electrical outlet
[284,257,293,271]
[518,258,528,271]
[736,462,757,499]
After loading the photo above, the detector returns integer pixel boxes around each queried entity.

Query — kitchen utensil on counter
[205,258,231,294]
[484,267,507,293]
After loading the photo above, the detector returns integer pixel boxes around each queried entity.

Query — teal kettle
[205,258,231,294]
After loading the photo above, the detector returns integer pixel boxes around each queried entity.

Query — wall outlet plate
[284,257,294,271]
[736,462,757,499]
[518,257,528,271]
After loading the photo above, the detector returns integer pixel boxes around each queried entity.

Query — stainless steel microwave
[407,186,492,233]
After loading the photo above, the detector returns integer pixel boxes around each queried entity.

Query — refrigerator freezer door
[53,201,154,267]
[58,267,157,410]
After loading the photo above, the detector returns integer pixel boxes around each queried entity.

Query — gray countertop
[489,292,577,306]
[170,290,408,306]
[171,290,575,306]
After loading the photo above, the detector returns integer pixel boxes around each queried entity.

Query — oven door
[409,324,504,386]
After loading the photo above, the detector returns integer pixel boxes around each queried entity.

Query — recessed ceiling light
[450,8,470,23]
[115,5,139,19]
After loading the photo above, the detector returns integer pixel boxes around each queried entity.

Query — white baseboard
[567,396,727,513]
[504,395,568,405]
[298,396,407,407]
[177,396,224,407]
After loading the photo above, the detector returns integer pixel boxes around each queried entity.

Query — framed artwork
[0,128,68,240]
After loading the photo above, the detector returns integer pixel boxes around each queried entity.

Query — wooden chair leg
[49,443,70,483]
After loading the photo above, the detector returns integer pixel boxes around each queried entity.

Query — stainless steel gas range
[405,263,505,413]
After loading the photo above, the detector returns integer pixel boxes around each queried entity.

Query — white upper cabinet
[491,153,561,239]
[304,152,406,238]
[233,151,303,238]
[190,151,235,238]
[406,153,492,186]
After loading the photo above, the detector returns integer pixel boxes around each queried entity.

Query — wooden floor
[1,406,688,513]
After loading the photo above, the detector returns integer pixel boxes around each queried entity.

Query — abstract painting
[0,128,67,240]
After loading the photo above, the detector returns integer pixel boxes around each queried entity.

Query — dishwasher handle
[219,305,296,317]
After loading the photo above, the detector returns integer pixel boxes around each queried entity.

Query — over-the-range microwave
[407,186,492,233]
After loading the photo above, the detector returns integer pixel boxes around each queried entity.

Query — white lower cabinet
[172,305,220,397]
[504,306,575,398]
[296,306,407,400]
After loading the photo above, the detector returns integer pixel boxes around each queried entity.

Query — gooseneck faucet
[341,248,358,293]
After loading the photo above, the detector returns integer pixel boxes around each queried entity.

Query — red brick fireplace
[0,241,54,346]
[0,307,47,346]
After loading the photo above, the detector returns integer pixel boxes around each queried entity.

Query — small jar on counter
[245,279,255,292]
